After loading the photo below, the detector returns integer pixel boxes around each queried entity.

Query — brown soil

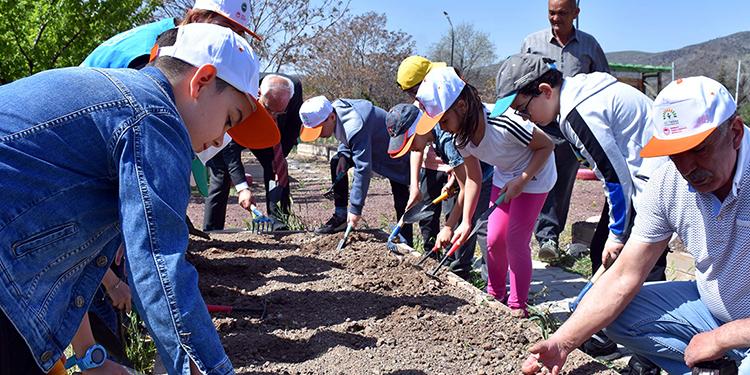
[189,231,615,374]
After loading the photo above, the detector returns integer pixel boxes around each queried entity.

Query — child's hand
[602,239,624,268]
[83,359,130,375]
[435,225,453,249]
[503,176,528,201]
[105,278,132,313]
[336,157,347,175]
[450,221,472,248]
[347,212,361,228]
[406,186,422,210]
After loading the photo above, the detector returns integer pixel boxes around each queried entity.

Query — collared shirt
[631,128,750,323]
[521,28,610,77]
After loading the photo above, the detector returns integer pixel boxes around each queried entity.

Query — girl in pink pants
[409,66,557,317]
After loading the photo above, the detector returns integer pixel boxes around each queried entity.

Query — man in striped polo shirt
[522,77,750,374]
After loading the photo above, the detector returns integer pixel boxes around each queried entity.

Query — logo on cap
[662,108,678,124]
[241,2,247,12]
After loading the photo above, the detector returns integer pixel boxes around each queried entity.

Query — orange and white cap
[298,95,334,142]
[156,23,279,149]
[641,76,736,158]
[414,66,465,135]
[193,0,262,40]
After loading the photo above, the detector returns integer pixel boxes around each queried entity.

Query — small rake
[428,192,506,277]
[323,171,347,200]
[386,186,458,254]
[249,204,274,233]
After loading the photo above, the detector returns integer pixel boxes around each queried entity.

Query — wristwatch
[64,344,107,370]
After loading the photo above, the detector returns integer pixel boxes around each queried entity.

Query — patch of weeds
[547,253,592,278]
[124,311,156,374]
[527,305,562,340]
[467,270,487,291]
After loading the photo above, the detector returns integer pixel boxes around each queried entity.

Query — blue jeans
[605,281,750,374]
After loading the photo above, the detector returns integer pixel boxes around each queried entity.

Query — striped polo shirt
[631,128,750,322]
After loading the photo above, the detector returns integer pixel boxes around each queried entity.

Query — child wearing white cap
[522,76,750,375]
[0,23,276,374]
[412,66,556,317]
[298,96,412,242]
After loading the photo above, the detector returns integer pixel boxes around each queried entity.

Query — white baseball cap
[298,95,334,142]
[414,66,465,135]
[157,23,279,149]
[192,0,261,40]
[641,76,737,158]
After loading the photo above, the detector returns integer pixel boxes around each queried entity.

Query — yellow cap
[397,56,447,90]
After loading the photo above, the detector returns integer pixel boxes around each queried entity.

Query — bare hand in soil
[602,239,624,268]
[238,189,253,210]
[347,212,361,228]
[82,359,130,375]
[522,340,569,375]
[684,330,724,368]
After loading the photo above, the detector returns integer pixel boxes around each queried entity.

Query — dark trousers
[418,168,450,251]
[203,147,291,231]
[535,141,579,243]
[1,310,46,375]
[589,202,668,282]
[450,177,492,277]
[330,154,412,246]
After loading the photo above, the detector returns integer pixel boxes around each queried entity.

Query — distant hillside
[607,31,750,82]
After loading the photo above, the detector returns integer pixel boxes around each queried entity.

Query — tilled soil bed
[188,230,615,374]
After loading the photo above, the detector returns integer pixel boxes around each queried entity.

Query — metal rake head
[249,205,274,233]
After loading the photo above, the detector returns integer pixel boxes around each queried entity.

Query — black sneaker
[580,331,620,360]
[315,214,347,234]
[620,354,661,375]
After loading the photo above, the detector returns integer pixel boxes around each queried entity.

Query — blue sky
[347,1,750,58]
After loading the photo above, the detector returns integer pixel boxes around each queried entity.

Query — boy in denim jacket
[0,24,278,375]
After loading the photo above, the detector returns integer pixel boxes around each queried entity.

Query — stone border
[295,143,338,160]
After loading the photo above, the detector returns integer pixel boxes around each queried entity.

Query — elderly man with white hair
[203,73,303,231]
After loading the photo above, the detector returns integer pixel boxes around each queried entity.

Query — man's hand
[435,225,453,249]
[602,239,625,268]
[685,330,725,368]
[450,221,472,248]
[83,359,130,375]
[521,339,571,375]
[105,278,132,313]
[238,188,253,210]
[347,212,361,228]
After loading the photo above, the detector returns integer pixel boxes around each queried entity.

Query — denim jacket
[0,67,233,374]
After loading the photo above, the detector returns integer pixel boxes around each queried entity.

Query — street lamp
[442,11,454,66]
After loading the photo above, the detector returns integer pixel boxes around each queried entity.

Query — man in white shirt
[522,77,750,374]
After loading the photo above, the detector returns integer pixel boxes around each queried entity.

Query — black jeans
[589,201,668,282]
[1,310,46,375]
[330,154,412,246]
[418,168,450,251]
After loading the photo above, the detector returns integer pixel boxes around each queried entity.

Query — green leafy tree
[0,0,160,84]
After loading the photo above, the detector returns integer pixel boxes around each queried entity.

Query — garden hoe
[386,186,458,255]
[337,222,354,251]
[323,171,347,200]
[249,204,274,233]
[568,264,606,312]
[428,192,506,277]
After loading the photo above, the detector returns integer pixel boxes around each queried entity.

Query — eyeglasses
[514,94,538,119]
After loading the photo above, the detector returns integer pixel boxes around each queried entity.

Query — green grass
[123,311,157,373]
[527,305,562,340]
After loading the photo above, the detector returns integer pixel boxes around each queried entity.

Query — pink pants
[485,185,548,310]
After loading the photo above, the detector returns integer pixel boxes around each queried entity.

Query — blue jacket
[333,99,410,215]
[0,67,232,374]
[81,18,176,69]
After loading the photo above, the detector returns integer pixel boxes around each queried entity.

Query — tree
[154,0,350,72]
[0,0,159,84]
[294,12,415,110]
[429,23,497,98]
